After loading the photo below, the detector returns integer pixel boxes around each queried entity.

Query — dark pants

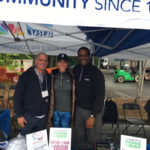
[21,113,47,136]
[74,106,102,144]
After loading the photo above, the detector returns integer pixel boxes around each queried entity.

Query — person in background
[48,53,75,127]
[73,47,105,144]
[14,53,51,136]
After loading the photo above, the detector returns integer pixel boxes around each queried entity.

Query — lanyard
[38,72,48,93]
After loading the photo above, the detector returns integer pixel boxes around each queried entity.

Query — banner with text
[49,128,71,150]
[0,0,150,29]
[26,129,49,150]
[120,135,147,150]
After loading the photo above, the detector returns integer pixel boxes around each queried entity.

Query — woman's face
[57,60,68,73]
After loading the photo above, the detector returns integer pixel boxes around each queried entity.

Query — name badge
[42,90,49,98]
[84,78,90,82]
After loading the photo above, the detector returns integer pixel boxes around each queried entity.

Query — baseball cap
[57,53,69,62]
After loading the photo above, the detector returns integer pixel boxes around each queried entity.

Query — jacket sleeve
[92,69,105,116]
[14,74,26,118]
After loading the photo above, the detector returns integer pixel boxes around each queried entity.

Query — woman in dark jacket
[48,53,75,127]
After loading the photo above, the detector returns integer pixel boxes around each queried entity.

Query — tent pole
[135,60,147,103]
[36,24,112,50]
[139,60,147,101]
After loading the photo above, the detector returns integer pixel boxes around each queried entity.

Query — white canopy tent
[0,22,91,56]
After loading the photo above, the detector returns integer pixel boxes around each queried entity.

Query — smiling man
[73,47,105,145]
[14,53,51,136]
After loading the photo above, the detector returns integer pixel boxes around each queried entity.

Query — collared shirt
[34,67,45,118]
[34,67,44,83]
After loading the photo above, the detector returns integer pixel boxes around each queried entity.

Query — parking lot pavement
[101,121,150,148]
[101,69,150,99]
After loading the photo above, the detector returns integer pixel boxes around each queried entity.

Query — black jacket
[14,67,51,117]
[73,63,105,115]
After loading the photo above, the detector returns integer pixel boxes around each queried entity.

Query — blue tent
[79,27,150,57]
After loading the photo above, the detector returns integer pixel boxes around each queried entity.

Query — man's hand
[86,116,95,128]
[17,117,27,128]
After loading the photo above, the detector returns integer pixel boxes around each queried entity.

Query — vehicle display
[114,66,139,83]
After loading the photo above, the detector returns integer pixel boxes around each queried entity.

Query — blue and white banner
[0,0,150,29]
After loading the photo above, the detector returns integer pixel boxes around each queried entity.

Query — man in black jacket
[73,47,105,144]
[14,53,51,136]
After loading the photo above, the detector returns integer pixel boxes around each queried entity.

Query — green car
[114,68,139,83]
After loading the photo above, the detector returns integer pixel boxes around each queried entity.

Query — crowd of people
[14,47,105,145]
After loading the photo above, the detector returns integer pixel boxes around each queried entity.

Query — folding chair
[122,103,146,137]
[0,84,5,109]
[6,84,16,109]
[102,97,120,135]
[6,84,20,132]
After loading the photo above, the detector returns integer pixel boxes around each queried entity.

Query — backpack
[144,99,150,114]
[102,97,118,122]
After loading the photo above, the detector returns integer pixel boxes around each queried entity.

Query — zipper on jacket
[79,67,83,82]
[61,73,63,85]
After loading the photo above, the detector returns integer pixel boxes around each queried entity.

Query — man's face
[35,54,48,71]
[78,49,90,66]
[57,60,68,73]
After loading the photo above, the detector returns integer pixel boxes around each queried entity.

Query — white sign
[49,127,71,150]
[120,135,147,150]
[26,129,49,150]
[0,0,150,29]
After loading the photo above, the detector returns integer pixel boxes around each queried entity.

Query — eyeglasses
[37,59,48,63]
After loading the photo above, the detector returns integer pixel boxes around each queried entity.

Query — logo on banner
[26,129,49,150]
[8,24,24,36]
[0,23,24,35]
[0,23,8,35]
[26,24,53,37]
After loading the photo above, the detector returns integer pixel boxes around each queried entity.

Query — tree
[0,53,33,70]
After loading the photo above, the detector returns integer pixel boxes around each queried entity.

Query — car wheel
[117,76,124,83]
[135,75,140,83]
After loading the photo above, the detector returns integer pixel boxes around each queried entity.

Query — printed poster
[49,128,71,150]
[26,129,48,150]
[120,135,147,150]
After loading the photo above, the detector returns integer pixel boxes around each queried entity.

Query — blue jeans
[53,111,71,128]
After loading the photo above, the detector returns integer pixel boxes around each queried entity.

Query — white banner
[120,135,147,150]
[26,130,49,150]
[49,128,71,150]
[0,0,150,29]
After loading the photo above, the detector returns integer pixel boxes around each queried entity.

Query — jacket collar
[79,63,92,69]
[27,66,48,76]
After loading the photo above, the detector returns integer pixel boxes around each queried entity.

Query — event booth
[1,0,150,150]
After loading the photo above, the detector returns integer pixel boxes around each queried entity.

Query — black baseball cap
[57,53,69,62]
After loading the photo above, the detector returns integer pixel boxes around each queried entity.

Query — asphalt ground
[102,69,150,99]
